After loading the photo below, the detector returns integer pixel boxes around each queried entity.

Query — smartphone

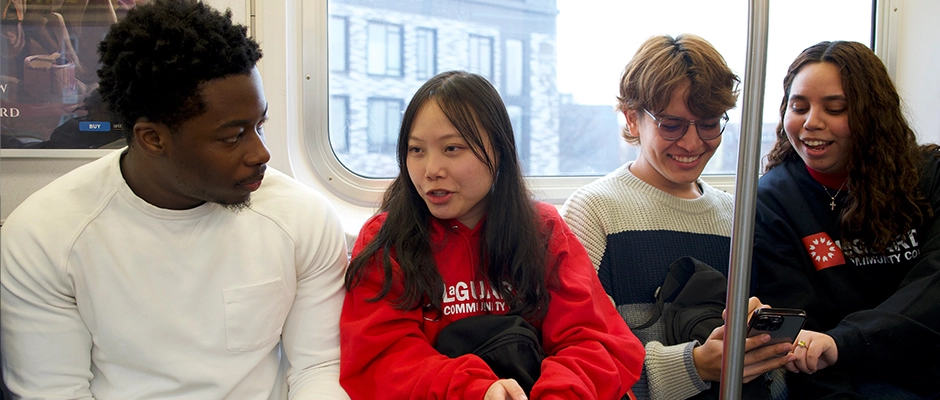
[746,308,806,349]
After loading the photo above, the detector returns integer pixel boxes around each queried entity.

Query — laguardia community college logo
[801,232,845,271]
[441,280,510,316]
[800,229,921,271]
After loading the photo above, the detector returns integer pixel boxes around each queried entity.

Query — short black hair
[97,0,262,140]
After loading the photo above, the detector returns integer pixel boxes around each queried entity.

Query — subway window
[317,0,873,181]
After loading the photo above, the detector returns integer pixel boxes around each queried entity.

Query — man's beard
[219,198,251,213]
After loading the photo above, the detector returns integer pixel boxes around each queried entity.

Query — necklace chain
[822,180,847,211]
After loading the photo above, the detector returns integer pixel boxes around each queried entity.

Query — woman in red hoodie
[340,70,644,400]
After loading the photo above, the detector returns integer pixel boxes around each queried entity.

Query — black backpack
[634,256,726,345]
[635,256,771,400]
[434,313,546,395]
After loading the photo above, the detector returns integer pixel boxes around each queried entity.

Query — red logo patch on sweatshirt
[801,232,846,271]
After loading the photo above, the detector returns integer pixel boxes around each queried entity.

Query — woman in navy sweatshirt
[755,40,940,399]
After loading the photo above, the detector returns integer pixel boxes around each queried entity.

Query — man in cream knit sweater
[562,34,792,400]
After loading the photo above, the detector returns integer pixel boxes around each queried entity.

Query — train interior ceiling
[1,0,938,247]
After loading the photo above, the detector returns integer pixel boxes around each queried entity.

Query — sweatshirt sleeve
[529,205,645,399]
[0,203,96,399]
[281,196,349,399]
[826,156,940,394]
[339,216,499,400]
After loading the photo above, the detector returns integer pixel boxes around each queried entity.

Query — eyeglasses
[643,109,729,141]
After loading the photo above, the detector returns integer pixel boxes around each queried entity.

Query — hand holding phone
[746,308,806,349]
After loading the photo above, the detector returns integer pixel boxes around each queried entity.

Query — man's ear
[133,120,169,155]
[624,109,640,134]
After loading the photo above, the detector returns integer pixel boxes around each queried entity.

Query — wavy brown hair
[345,71,553,320]
[764,41,937,251]
[617,34,740,144]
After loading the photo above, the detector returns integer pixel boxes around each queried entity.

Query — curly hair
[617,34,740,144]
[345,71,555,320]
[96,0,262,141]
[764,41,934,251]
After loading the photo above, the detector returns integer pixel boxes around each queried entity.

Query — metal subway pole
[720,0,770,399]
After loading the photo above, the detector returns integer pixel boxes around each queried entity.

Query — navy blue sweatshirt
[754,152,940,398]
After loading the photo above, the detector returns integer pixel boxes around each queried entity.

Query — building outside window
[329,16,349,73]
[416,28,437,79]
[367,21,403,76]
[325,0,525,176]
[367,98,403,154]
[320,0,871,180]
[329,95,350,153]
[468,34,494,80]
[504,39,524,97]
[506,104,528,163]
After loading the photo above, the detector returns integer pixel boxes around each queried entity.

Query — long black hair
[345,71,553,319]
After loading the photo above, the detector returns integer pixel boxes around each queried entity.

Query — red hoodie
[340,202,644,399]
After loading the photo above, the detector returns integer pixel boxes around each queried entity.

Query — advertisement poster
[1,0,139,150]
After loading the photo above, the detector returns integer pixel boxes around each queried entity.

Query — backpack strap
[633,261,686,330]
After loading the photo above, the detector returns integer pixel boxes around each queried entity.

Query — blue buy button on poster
[79,122,112,132]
